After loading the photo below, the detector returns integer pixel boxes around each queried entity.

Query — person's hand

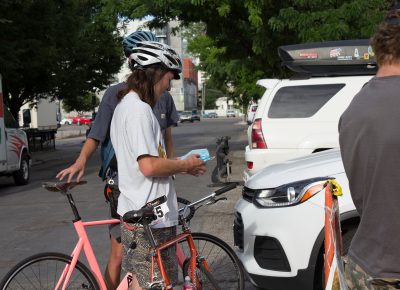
[185,154,206,176]
[56,159,86,183]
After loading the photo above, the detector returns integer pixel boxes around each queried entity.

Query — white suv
[234,149,358,290]
[244,39,376,180]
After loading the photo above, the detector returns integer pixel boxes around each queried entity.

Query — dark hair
[371,4,400,66]
[117,65,168,107]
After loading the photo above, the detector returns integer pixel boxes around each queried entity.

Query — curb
[56,129,87,140]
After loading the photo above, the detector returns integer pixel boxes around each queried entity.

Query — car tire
[66,121,70,125]
[13,152,30,186]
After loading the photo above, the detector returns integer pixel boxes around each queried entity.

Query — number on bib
[152,200,169,225]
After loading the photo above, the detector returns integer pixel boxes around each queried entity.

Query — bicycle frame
[54,213,205,290]
[147,226,210,289]
[56,218,120,290]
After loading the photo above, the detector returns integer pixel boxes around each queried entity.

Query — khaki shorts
[121,223,178,289]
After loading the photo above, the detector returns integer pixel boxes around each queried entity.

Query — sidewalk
[30,135,87,167]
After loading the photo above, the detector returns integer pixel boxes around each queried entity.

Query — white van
[0,74,31,185]
[244,39,376,179]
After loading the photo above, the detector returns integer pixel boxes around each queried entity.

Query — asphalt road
[0,117,259,289]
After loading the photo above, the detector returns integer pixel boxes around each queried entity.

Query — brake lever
[207,197,227,205]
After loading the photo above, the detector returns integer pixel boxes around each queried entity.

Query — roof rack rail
[278,39,377,76]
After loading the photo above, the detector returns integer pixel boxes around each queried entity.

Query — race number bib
[152,199,169,225]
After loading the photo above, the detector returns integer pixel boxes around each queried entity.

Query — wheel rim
[21,160,29,180]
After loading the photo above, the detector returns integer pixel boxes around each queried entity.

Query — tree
[113,0,390,105]
[0,0,123,118]
[62,92,100,115]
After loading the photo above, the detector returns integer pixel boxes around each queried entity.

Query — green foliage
[5,0,388,115]
[204,88,223,109]
[120,0,390,107]
[62,92,100,114]
[0,0,123,118]
[269,0,389,42]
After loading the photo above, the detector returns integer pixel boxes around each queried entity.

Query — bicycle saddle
[42,181,88,194]
[123,206,157,224]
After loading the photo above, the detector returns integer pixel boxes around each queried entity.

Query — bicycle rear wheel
[179,232,245,290]
[0,252,99,290]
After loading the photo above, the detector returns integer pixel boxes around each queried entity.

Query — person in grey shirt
[339,5,400,289]
[56,31,178,290]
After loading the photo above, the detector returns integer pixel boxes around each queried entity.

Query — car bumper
[244,147,313,180]
[233,196,325,290]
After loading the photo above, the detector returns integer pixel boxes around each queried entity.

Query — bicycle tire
[177,196,195,223]
[0,252,100,290]
[179,232,245,290]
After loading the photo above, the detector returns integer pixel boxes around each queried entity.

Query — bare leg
[104,237,123,290]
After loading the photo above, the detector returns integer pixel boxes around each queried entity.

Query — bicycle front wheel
[179,232,245,290]
[0,252,100,290]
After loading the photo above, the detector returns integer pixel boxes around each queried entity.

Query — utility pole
[201,81,205,115]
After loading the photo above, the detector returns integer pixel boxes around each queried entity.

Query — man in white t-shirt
[110,41,205,289]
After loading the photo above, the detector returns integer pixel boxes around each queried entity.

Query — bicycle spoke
[179,233,244,289]
[1,253,99,290]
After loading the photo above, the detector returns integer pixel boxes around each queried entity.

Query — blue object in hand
[180,148,212,162]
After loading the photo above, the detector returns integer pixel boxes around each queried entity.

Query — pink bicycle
[0,181,244,290]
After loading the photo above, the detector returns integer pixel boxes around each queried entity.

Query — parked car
[60,118,72,125]
[179,111,194,123]
[226,110,236,117]
[72,115,93,126]
[234,149,358,290]
[244,39,376,180]
[247,104,258,124]
[191,109,201,121]
[203,112,218,118]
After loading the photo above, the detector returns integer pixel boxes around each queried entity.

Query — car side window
[268,84,345,118]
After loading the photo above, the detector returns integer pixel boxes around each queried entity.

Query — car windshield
[182,111,191,116]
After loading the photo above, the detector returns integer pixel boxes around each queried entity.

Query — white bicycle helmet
[122,31,158,57]
[129,41,182,79]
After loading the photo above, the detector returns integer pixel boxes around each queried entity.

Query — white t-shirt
[110,91,178,228]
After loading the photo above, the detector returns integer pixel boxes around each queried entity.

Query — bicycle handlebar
[214,182,237,196]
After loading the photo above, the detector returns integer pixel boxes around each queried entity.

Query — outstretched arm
[138,154,206,177]
[56,138,99,182]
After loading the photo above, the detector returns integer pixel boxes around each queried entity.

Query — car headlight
[252,177,328,208]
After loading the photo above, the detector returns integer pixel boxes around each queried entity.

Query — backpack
[99,135,118,181]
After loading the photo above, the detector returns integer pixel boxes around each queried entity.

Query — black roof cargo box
[278,39,377,76]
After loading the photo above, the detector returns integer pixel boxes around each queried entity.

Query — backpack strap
[99,136,118,181]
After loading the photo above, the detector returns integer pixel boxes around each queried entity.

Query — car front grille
[233,211,244,250]
[242,186,256,202]
[254,236,291,272]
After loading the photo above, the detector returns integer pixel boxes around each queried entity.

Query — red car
[72,115,93,126]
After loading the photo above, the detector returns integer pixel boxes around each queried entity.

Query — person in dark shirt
[339,4,400,289]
